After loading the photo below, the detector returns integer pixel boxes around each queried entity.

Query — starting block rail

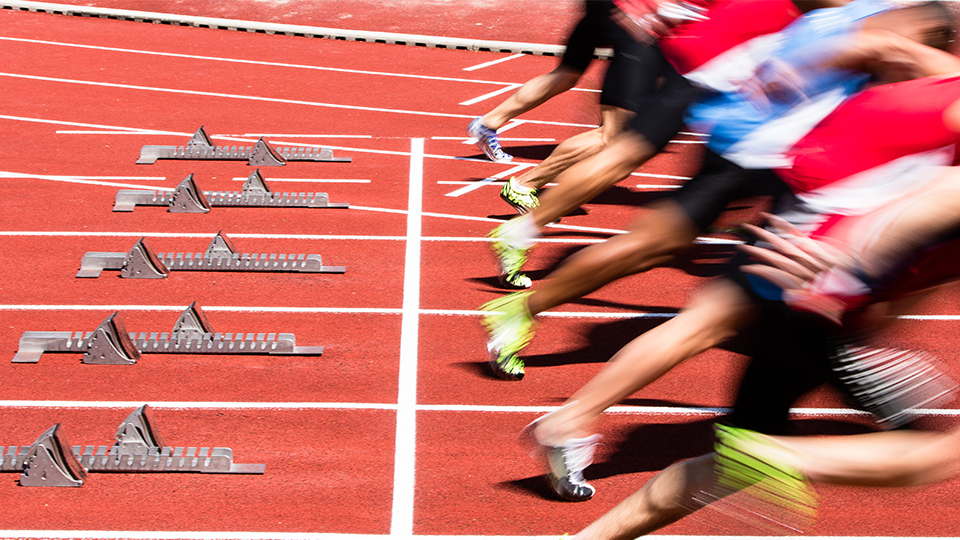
[136,126,351,166]
[2,406,264,486]
[77,232,346,278]
[114,171,349,212]
[12,303,324,364]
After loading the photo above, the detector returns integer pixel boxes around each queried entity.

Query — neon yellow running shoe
[480,291,537,381]
[500,178,540,214]
[489,223,533,289]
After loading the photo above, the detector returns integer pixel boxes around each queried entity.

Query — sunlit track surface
[1,2,960,539]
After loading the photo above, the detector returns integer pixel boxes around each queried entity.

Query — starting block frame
[1,405,264,486]
[12,302,324,364]
[136,126,351,166]
[114,171,349,212]
[77,231,346,278]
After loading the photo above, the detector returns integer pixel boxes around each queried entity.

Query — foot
[522,419,601,501]
[480,291,536,380]
[500,177,540,214]
[468,117,513,163]
[488,222,533,289]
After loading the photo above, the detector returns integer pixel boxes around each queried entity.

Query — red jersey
[779,75,960,195]
[659,0,801,75]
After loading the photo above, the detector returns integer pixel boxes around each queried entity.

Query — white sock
[499,214,540,249]
[510,176,534,194]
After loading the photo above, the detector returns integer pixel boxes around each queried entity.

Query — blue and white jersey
[685,0,893,169]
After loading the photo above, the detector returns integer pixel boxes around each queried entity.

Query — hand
[739,214,868,325]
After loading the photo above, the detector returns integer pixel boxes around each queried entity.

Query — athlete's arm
[826,28,960,81]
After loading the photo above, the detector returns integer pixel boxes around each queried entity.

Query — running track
[2,2,960,539]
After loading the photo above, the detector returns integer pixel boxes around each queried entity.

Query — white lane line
[230,177,372,183]
[0,173,165,180]
[459,82,521,106]
[2,400,958,418]
[2,305,955,321]
[0,36,539,88]
[463,53,526,72]
[0,72,596,129]
[445,163,532,197]
[0,114,579,164]
[432,137,556,142]
[0,533,947,540]
[232,134,374,138]
[392,138,423,536]
[0,170,176,190]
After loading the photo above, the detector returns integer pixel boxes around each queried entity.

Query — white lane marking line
[0,35,537,88]
[3,305,955,320]
[432,137,556,142]
[230,177,371,183]
[0,114,578,164]
[459,82,521,106]
[462,53,526,72]
[392,138,423,536]
[445,163,532,197]
[233,134,373,138]
[1,401,957,418]
[0,71,595,129]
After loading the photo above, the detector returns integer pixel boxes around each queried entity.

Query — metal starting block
[12,302,324,364]
[114,171,349,212]
[136,126,351,165]
[77,231,345,278]
[1,405,264,486]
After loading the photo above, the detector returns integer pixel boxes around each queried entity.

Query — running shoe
[830,341,956,429]
[468,117,513,163]
[500,178,540,214]
[489,223,533,289]
[480,291,536,380]
[712,424,818,531]
[521,420,602,501]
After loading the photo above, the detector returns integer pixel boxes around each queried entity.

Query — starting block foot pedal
[19,424,87,487]
[84,312,142,365]
[136,126,351,165]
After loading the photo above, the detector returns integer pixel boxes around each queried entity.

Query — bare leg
[771,427,960,487]
[574,454,716,540]
[531,131,658,229]
[480,67,583,130]
[515,105,636,191]
[527,199,700,315]
[534,279,756,445]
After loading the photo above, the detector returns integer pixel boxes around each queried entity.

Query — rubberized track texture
[2,2,960,540]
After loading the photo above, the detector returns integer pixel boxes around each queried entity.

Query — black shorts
[726,290,836,435]
[561,0,654,112]
[673,150,789,232]
[625,50,698,150]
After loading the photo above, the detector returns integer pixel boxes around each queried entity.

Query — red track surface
[2,3,960,539]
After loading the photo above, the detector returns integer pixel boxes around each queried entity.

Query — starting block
[77,231,346,278]
[12,302,324,364]
[1,405,265,486]
[2,424,87,487]
[113,171,349,212]
[136,126,351,165]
